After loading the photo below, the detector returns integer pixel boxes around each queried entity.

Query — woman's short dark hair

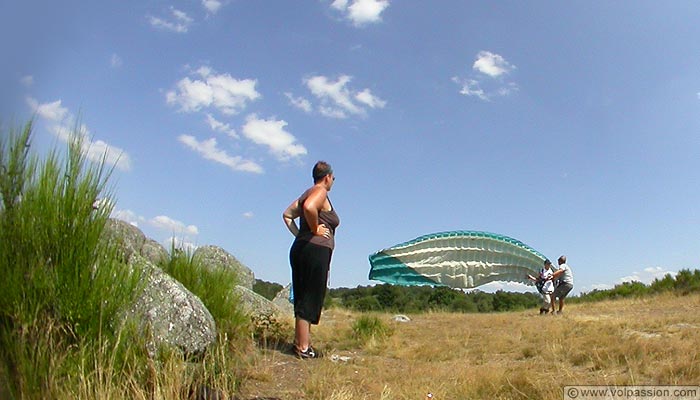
[312,161,333,182]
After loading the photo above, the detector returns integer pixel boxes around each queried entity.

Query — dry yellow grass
[237,292,700,399]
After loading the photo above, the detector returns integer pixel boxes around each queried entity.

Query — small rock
[330,354,352,363]
[393,314,411,322]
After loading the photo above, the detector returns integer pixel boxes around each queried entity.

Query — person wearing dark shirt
[282,161,340,359]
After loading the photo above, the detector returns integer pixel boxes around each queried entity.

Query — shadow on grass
[255,338,297,357]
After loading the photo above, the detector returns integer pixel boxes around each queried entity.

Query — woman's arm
[302,186,330,237]
[282,199,301,237]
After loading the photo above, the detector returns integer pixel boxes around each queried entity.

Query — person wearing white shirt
[550,255,574,314]
[526,259,556,314]
[540,260,555,314]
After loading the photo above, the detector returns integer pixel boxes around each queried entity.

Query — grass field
[4,122,698,399]
[236,292,700,399]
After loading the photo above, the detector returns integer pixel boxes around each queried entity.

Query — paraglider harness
[535,267,559,295]
[535,274,546,294]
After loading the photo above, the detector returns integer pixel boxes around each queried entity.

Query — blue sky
[3,1,700,294]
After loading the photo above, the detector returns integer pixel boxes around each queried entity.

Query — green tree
[471,292,494,313]
[354,296,381,312]
[650,273,676,293]
[449,295,478,313]
[428,287,459,309]
[253,279,283,300]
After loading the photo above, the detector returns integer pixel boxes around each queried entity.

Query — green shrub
[250,310,289,347]
[352,315,393,344]
[252,279,283,300]
[160,248,249,340]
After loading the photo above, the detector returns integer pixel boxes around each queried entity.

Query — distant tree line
[572,268,700,303]
[253,280,283,300]
[326,285,541,313]
[253,268,700,313]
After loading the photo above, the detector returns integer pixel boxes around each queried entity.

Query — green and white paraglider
[368,230,547,289]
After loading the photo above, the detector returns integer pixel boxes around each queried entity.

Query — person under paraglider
[527,259,556,314]
[548,255,574,314]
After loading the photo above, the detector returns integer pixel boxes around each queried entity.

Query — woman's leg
[295,317,311,350]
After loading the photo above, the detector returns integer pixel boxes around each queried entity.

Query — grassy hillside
[3,121,698,399]
[237,292,700,399]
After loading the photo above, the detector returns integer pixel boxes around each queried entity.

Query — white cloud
[241,115,307,161]
[285,92,313,113]
[306,75,357,115]
[497,82,519,97]
[619,267,676,284]
[452,77,489,101]
[112,209,144,227]
[27,98,68,122]
[166,236,199,252]
[473,51,515,77]
[112,208,199,250]
[243,211,254,218]
[318,106,348,119]
[331,0,349,10]
[150,215,199,235]
[85,137,131,171]
[466,281,535,293]
[20,76,34,87]
[178,134,264,173]
[26,97,132,171]
[205,114,238,138]
[110,54,123,68]
[332,0,390,27]
[149,7,193,33]
[355,88,387,108]
[583,267,677,294]
[202,0,223,14]
[305,74,385,118]
[166,67,260,115]
[453,51,518,102]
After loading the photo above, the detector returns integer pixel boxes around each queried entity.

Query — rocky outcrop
[193,245,255,290]
[272,284,294,317]
[103,218,290,358]
[103,219,168,266]
[104,219,216,357]
[125,255,217,358]
[141,238,169,265]
[234,285,290,317]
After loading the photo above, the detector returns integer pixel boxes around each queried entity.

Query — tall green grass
[352,314,393,344]
[0,120,277,398]
[160,248,250,340]
[0,121,142,398]
[0,121,141,334]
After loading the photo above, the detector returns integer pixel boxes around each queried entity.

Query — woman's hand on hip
[315,224,330,238]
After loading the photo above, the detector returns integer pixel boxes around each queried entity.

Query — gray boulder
[193,245,255,289]
[272,284,294,317]
[125,255,217,358]
[141,238,169,265]
[234,285,294,317]
[103,219,168,266]
[393,314,411,322]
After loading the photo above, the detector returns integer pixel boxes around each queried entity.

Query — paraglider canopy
[368,230,547,289]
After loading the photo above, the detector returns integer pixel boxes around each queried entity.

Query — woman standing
[282,161,339,359]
